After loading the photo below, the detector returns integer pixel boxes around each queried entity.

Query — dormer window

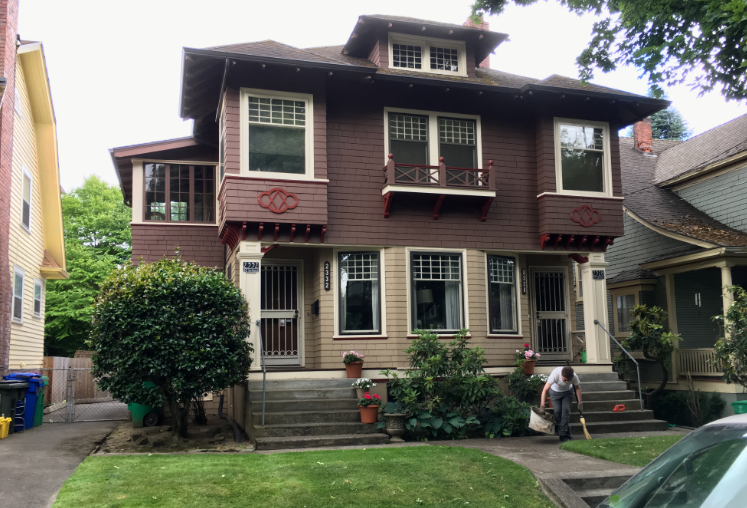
[388,34,466,77]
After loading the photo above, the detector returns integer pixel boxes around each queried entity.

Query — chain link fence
[9,367,129,423]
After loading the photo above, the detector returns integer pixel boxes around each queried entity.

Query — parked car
[600,414,747,507]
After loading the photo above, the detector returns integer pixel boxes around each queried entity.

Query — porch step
[564,474,631,507]
[248,378,357,391]
[580,381,629,392]
[256,433,390,450]
[570,419,668,434]
[249,388,356,401]
[253,409,360,426]
[549,409,655,423]
[546,399,641,412]
[255,421,380,438]
[258,398,359,412]
[581,390,638,402]
[579,487,615,507]
[574,373,623,382]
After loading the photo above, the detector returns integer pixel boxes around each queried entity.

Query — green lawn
[53,446,554,508]
[560,435,684,467]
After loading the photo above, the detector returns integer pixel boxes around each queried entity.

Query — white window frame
[21,166,32,232]
[485,253,521,336]
[219,99,226,184]
[405,247,469,336]
[33,278,43,318]
[332,248,387,338]
[611,291,638,338]
[12,266,25,324]
[14,88,22,117]
[553,118,613,197]
[383,107,482,168]
[388,33,468,78]
[239,88,315,181]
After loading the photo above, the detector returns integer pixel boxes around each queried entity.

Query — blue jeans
[550,388,573,439]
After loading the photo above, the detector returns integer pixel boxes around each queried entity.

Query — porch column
[579,252,612,364]
[721,264,734,315]
[237,241,264,371]
[665,273,679,381]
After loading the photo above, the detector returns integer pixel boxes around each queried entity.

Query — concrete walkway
[0,421,118,508]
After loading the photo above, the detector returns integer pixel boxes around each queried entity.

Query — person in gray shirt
[539,366,583,442]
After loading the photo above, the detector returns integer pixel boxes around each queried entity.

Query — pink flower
[536,353,541,358]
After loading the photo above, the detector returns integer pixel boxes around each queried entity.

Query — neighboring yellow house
[8,41,67,369]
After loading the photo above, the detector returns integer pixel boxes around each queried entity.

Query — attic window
[388,34,466,77]
[430,47,458,72]
[392,44,422,69]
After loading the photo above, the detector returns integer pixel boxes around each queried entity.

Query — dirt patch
[94,417,254,454]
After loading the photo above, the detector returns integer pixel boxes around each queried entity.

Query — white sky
[19,0,747,192]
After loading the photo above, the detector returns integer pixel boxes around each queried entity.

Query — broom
[578,408,592,440]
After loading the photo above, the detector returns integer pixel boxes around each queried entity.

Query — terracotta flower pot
[345,362,363,378]
[385,413,407,442]
[356,387,365,399]
[359,405,379,424]
[523,359,536,375]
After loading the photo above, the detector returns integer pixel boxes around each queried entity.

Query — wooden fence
[42,356,111,404]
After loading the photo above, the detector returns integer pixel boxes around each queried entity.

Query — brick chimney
[633,117,653,154]
[463,16,490,69]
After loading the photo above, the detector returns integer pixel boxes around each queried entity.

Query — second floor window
[12,267,24,322]
[439,118,476,168]
[556,119,610,195]
[33,279,43,317]
[339,252,381,335]
[248,95,306,175]
[389,35,465,76]
[21,170,32,230]
[389,113,428,165]
[144,163,215,223]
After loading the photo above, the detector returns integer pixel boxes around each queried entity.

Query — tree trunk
[167,395,190,438]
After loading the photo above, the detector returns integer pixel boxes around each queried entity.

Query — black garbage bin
[0,380,30,435]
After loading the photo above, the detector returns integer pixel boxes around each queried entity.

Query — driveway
[0,421,118,507]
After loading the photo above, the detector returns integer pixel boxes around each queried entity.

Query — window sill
[333,335,387,340]
[487,334,523,339]
[11,319,22,325]
[407,334,471,340]
[537,192,622,200]
[132,221,218,227]
[236,173,329,184]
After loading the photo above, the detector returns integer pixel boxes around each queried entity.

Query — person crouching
[539,366,582,443]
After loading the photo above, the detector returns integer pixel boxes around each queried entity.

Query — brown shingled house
[601,114,747,414]
[111,15,672,447]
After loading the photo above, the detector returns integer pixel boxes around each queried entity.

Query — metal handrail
[594,319,645,411]
[255,319,266,426]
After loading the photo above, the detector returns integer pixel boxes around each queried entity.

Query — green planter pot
[581,351,587,363]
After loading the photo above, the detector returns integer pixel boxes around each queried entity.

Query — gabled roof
[620,137,747,247]
[653,113,747,186]
[607,268,658,285]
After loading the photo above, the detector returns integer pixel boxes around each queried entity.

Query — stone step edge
[255,433,390,444]
[569,419,667,427]
[255,422,376,430]
[255,409,361,416]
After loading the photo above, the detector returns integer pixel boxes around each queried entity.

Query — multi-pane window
[33,279,43,318]
[339,252,380,334]
[219,104,226,182]
[411,253,463,332]
[247,96,306,174]
[21,170,32,230]
[144,163,215,222]
[392,44,422,69]
[12,267,24,322]
[389,113,429,165]
[616,294,636,333]
[430,47,459,72]
[558,122,606,193]
[488,256,517,333]
[439,118,476,168]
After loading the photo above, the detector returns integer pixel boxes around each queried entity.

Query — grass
[53,446,554,508]
[560,435,684,467]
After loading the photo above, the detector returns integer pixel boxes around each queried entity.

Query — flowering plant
[352,378,376,390]
[358,391,382,407]
[342,350,365,364]
[515,343,540,362]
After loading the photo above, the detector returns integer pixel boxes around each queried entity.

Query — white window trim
[33,278,43,318]
[383,107,482,168]
[405,247,469,335]
[332,247,387,338]
[388,33,468,78]
[611,290,639,339]
[14,88,22,117]
[12,266,25,324]
[553,117,613,198]
[239,88,315,181]
[21,166,32,233]
[574,262,583,303]
[484,252,522,336]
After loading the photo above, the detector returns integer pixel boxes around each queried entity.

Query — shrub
[482,396,533,438]
[714,286,747,390]
[89,257,253,437]
[506,366,547,403]
[652,390,725,427]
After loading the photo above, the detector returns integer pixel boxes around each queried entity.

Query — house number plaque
[592,270,605,280]
[521,268,527,295]
[324,261,330,291]
[243,261,259,274]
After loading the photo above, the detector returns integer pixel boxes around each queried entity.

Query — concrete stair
[563,474,631,507]
[248,378,388,450]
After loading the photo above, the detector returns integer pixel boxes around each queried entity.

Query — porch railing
[678,348,722,377]
[255,319,267,426]
[383,154,496,190]
[595,319,645,411]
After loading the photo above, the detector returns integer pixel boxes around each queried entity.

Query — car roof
[705,414,747,426]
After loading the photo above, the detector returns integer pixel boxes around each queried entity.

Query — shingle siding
[673,268,722,348]
[675,165,747,233]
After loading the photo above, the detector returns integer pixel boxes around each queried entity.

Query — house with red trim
[111,15,672,447]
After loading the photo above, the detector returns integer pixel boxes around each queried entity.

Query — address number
[243,261,260,274]
[592,270,605,280]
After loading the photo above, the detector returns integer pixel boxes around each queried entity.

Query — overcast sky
[19,0,747,192]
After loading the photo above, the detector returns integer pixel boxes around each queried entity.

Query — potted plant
[515,344,540,375]
[351,378,376,398]
[342,351,365,378]
[377,401,407,442]
[358,392,382,423]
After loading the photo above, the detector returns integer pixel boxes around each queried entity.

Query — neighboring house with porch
[111,15,671,447]
[601,114,747,411]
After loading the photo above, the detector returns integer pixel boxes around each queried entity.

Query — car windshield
[601,424,747,508]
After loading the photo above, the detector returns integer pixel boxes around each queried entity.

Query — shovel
[578,409,592,440]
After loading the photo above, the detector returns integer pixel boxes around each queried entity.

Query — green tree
[90,257,253,437]
[623,91,691,141]
[471,1,747,100]
[714,286,747,390]
[45,176,131,356]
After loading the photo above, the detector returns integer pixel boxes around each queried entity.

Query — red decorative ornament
[258,188,298,214]
[570,205,601,228]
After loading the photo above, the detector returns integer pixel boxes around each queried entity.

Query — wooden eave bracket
[481,197,494,222]
[383,191,393,218]
[568,254,589,264]
[539,233,615,252]
[433,195,446,220]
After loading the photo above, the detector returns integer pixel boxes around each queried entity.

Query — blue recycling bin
[4,373,44,431]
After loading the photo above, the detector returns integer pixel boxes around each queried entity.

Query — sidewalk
[0,421,118,508]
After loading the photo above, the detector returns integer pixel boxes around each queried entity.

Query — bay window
[488,256,518,334]
[144,163,215,222]
[339,252,381,334]
[555,119,611,196]
[411,253,463,332]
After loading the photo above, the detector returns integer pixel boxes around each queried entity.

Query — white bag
[529,407,555,435]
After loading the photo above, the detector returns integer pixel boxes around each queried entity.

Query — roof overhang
[607,278,659,291]
[624,206,720,249]
[659,149,747,188]
[641,247,747,275]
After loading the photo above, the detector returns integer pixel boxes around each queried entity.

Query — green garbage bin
[0,381,29,435]
[32,375,49,427]
[732,400,747,415]
[128,381,162,428]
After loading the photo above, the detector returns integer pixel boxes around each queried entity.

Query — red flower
[524,343,529,348]
[373,394,381,399]
[364,393,371,399]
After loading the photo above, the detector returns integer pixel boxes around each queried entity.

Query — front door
[261,262,302,366]
[531,268,571,361]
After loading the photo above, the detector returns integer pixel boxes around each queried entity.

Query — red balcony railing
[383,154,496,190]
